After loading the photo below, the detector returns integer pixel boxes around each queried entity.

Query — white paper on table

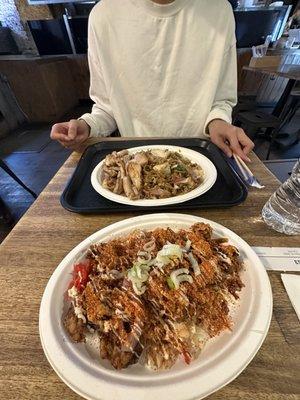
[281,274,300,322]
[252,247,300,272]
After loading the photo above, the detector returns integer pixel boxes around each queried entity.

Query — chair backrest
[0,27,19,55]
[0,73,27,139]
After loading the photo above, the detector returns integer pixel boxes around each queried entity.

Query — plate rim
[90,145,217,207]
[39,213,273,400]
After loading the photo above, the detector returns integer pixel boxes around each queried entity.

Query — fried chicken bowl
[63,219,245,372]
[91,145,218,206]
[39,214,273,400]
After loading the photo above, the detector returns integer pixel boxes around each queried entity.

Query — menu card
[252,247,300,272]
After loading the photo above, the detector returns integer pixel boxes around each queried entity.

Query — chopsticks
[230,154,265,189]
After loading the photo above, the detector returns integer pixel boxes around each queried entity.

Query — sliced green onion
[132,281,146,295]
[177,275,193,285]
[140,270,149,283]
[127,262,150,295]
[155,254,172,268]
[170,268,190,289]
[171,268,189,279]
[174,164,186,172]
[143,240,155,252]
[185,240,192,251]
[167,276,175,290]
[128,268,137,279]
[137,255,152,264]
[157,244,183,260]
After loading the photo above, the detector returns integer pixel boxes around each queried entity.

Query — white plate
[39,214,273,400]
[90,145,217,207]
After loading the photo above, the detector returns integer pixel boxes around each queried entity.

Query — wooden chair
[0,74,37,223]
[234,110,281,147]
[266,90,300,159]
[0,195,13,226]
[232,95,257,124]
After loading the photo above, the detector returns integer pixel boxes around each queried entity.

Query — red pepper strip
[182,350,192,365]
[67,260,92,295]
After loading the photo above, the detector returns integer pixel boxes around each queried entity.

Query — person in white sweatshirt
[51,0,254,162]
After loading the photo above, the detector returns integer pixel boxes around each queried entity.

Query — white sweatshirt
[80,0,237,138]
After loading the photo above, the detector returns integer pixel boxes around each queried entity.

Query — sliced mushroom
[189,167,204,182]
[117,160,126,178]
[102,165,118,178]
[111,166,121,172]
[113,172,123,194]
[134,152,148,166]
[102,178,115,190]
[123,154,131,166]
[173,177,194,186]
[100,169,110,183]
[146,187,171,198]
[105,153,118,167]
[132,186,140,198]
[127,162,142,191]
[151,149,169,159]
[117,149,129,157]
[123,177,135,199]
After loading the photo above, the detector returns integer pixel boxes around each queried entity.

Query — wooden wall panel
[0,57,78,123]
[66,55,90,100]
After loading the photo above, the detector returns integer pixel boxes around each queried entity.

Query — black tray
[61,139,247,214]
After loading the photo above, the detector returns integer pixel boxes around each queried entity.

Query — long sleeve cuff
[204,108,232,137]
[80,113,117,138]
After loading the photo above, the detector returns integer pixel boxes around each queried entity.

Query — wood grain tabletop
[243,64,300,81]
[0,138,299,400]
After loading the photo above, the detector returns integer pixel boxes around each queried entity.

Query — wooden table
[0,138,299,400]
[243,64,300,118]
[243,65,300,82]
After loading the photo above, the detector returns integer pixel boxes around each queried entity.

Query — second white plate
[91,145,217,207]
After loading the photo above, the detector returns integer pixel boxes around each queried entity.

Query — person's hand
[50,119,90,150]
[208,119,254,162]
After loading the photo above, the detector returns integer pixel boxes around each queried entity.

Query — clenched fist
[50,119,90,150]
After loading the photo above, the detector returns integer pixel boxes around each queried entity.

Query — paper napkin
[281,274,300,322]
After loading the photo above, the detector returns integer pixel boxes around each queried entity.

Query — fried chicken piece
[144,342,179,371]
[64,306,86,342]
[100,334,139,370]
[191,223,213,240]
[84,284,112,324]
[186,232,213,259]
